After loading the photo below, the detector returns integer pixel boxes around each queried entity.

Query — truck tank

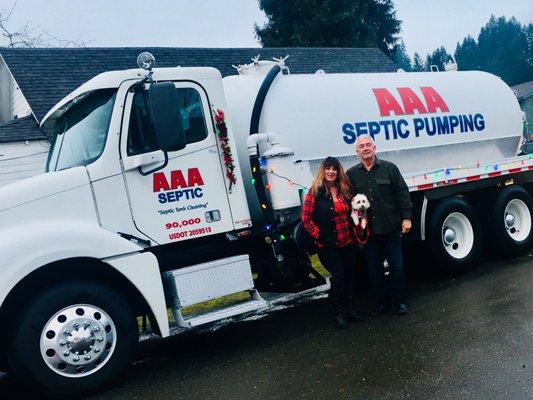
[223,68,523,212]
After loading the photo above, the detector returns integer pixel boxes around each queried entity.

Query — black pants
[317,245,357,311]
[365,228,406,306]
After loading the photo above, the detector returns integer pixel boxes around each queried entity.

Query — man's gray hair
[355,135,375,147]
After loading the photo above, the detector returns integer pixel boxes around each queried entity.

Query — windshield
[44,89,117,172]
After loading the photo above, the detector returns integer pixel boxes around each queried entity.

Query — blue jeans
[364,228,406,306]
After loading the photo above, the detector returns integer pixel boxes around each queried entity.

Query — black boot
[346,308,364,322]
[330,289,349,329]
[345,287,364,322]
[334,312,349,329]
[370,302,391,317]
[393,303,408,315]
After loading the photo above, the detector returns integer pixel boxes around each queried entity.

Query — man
[346,135,412,316]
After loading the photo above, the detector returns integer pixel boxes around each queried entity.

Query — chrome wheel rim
[40,304,117,378]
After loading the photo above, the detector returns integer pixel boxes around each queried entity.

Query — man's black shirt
[347,157,412,235]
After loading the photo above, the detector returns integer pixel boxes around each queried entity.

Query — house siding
[11,80,32,119]
[0,58,12,124]
[0,140,49,187]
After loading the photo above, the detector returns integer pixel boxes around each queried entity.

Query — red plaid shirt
[301,192,355,248]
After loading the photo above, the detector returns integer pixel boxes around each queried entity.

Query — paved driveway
[2,254,532,400]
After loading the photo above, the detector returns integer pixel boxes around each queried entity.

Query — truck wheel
[7,280,138,396]
[428,197,483,273]
[491,186,533,256]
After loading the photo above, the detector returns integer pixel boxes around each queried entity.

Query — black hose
[249,64,282,136]
[249,64,282,231]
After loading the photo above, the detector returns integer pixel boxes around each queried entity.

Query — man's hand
[402,219,412,234]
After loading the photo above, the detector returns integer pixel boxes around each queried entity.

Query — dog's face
[352,194,370,211]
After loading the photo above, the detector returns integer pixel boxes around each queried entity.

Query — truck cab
[41,66,251,246]
[0,57,325,395]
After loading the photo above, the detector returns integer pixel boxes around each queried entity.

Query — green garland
[214,109,237,191]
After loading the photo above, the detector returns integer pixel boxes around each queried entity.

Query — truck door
[120,81,234,244]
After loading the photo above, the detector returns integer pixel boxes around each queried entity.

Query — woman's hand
[402,219,412,234]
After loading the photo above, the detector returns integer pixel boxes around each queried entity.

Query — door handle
[123,150,166,172]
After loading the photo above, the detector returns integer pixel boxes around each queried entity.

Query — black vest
[312,187,349,245]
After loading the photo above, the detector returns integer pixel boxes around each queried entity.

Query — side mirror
[148,81,186,152]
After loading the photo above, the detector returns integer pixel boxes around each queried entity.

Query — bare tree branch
[0,1,90,48]
[41,29,90,48]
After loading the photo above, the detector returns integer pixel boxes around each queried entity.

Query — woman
[301,156,363,328]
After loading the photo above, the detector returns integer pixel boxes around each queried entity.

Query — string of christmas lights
[406,154,533,185]
[265,169,308,189]
[256,156,308,189]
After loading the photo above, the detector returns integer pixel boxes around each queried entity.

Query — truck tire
[491,186,533,257]
[7,280,138,396]
[428,197,483,273]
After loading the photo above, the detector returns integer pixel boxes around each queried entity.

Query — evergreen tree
[448,15,532,84]
[411,52,425,72]
[392,40,412,71]
[527,23,533,67]
[426,46,453,72]
[255,0,401,56]
[454,35,479,70]
[476,15,532,85]
[410,16,532,85]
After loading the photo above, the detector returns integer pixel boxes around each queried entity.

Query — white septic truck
[0,53,531,394]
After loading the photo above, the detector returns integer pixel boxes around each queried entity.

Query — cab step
[176,295,267,328]
[163,254,267,328]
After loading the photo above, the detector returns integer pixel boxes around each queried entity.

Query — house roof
[0,116,46,143]
[511,80,533,101]
[0,47,397,123]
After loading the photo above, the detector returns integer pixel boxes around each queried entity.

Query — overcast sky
[3,0,532,58]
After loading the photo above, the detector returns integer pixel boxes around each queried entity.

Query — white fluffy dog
[351,194,371,229]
